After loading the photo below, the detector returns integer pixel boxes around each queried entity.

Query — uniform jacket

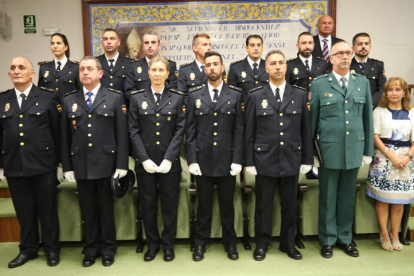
[245,83,313,177]
[350,57,386,107]
[97,54,131,93]
[227,57,269,98]
[186,83,244,177]
[38,59,81,104]
[61,86,129,179]
[177,60,207,94]
[310,71,374,170]
[129,86,186,175]
[0,85,60,177]
[286,55,328,92]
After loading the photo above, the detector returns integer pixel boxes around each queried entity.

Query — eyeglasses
[331,51,353,58]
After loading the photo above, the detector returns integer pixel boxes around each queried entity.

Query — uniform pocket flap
[195,109,209,116]
[221,108,235,114]
[0,112,12,118]
[37,141,55,151]
[29,110,46,116]
[103,145,116,153]
[320,98,338,106]
[161,109,177,115]
[292,142,302,151]
[68,112,82,119]
[354,97,366,104]
[257,109,274,116]
[319,134,335,143]
[254,143,269,152]
[70,146,79,155]
[97,110,115,117]
[286,108,302,114]
[139,109,155,115]
[63,79,76,84]
[136,76,149,82]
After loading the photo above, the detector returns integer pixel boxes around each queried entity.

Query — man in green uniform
[310,41,374,258]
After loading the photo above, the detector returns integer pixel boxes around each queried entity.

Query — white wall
[0,0,413,91]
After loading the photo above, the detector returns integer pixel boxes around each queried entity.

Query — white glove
[300,165,312,174]
[361,156,373,167]
[57,166,64,182]
[114,169,128,178]
[64,171,76,183]
[142,159,159,173]
[189,163,202,176]
[313,157,320,168]
[158,159,172,174]
[0,168,6,183]
[245,166,257,176]
[230,163,242,176]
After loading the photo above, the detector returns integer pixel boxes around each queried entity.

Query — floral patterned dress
[367,108,414,204]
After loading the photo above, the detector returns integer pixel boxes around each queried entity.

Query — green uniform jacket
[310,71,374,170]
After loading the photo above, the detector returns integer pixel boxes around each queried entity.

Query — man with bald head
[310,41,374,258]
[0,57,61,268]
[313,15,343,70]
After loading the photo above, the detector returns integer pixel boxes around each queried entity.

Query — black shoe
[46,252,60,266]
[321,245,333,258]
[102,255,114,266]
[225,244,239,260]
[280,248,302,260]
[337,243,359,257]
[8,253,38,268]
[163,249,175,262]
[192,245,205,262]
[253,248,267,261]
[82,256,96,267]
[144,248,160,262]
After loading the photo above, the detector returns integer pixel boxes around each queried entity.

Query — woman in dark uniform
[38,33,80,103]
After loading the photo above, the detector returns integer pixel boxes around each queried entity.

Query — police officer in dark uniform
[129,56,186,262]
[227,34,269,98]
[61,56,129,267]
[38,33,80,104]
[244,50,313,261]
[125,31,177,103]
[1,57,61,268]
[350,32,387,107]
[186,51,244,262]
[96,28,131,93]
[286,32,328,92]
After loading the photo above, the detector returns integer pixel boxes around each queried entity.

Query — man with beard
[310,41,374,258]
[287,32,328,92]
[96,28,131,93]
[350,33,387,107]
[186,51,244,261]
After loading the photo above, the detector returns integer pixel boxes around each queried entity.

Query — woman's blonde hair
[378,77,411,111]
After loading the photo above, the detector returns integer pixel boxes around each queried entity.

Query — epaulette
[286,58,296,64]
[249,86,263,93]
[166,59,176,64]
[131,89,145,95]
[230,59,243,65]
[70,60,79,64]
[229,85,242,92]
[0,89,11,95]
[316,56,328,62]
[189,86,203,93]
[64,90,78,97]
[108,88,122,94]
[312,74,329,82]
[370,58,384,63]
[131,58,142,63]
[293,84,306,91]
[39,87,54,93]
[38,61,52,65]
[95,54,104,58]
[169,88,184,95]
[179,61,193,69]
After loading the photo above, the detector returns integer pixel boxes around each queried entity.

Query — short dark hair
[246,34,263,46]
[80,56,102,71]
[352,33,371,45]
[51,33,70,58]
[204,51,223,65]
[103,28,120,39]
[297,32,313,43]
[192,33,210,46]
[265,50,286,63]
[143,31,160,43]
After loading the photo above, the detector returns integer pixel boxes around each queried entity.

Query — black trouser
[7,171,60,256]
[254,175,297,251]
[194,175,237,247]
[77,177,116,257]
[136,172,181,250]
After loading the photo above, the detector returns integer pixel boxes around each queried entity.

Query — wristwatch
[405,153,413,159]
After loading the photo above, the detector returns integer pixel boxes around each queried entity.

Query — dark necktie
[305,60,310,71]
[20,93,26,109]
[341,77,347,94]
[86,92,93,110]
[201,65,205,76]
[213,88,219,104]
[322,39,329,62]
[109,59,115,70]
[57,61,62,72]
[275,87,281,110]
[253,63,258,76]
[155,93,161,106]
[359,62,366,71]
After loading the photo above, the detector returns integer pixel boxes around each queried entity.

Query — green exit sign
[23,15,36,34]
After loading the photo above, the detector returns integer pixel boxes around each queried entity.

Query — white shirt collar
[54,56,68,70]
[269,81,286,101]
[247,56,260,71]
[332,71,350,85]
[195,59,204,72]
[151,86,164,96]
[355,56,368,63]
[318,34,332,43]
[208,81,224,101]
[106,52,119,65]
[15,84,32,100]
[299,55,313,69]
[83,83,101,96]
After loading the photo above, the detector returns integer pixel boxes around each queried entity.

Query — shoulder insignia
[39,87,54,93]
[64,90,78,97]
[312,74,328,82]
[316,56,328,62]
[179,61,193,69]
[108,88,122,94]
[169,88,184,95]
[189,86,203,93]
[293,84,306,91]
[229,85,242,92]
[95,54,104,59]
[370,58,384,63]
[286,58,296,64]
[166,59,176,64]
[249,86,263,93]
[38,61,52,65]
[70,60,79,64]
[230,59,243,65]
[131,89,145,95]
[0,89,12,95]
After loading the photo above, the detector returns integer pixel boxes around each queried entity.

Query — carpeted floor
[1,235,413,276]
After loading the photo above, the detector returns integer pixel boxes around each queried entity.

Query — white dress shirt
[269,81,286,101]
[299,55,313,71]
[105,52,119,67]
[83,84,101,104]
[207,81,224,102]
[318,34,332,54]
[332,71,350,88]
[15,84,32,108]
[151,86,164,102]
[54,56,68,70]
[247,56,260,72]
